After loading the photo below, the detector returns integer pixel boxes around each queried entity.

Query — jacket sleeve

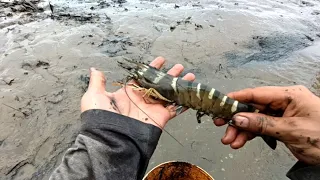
[49,109,162,180]
[286,161,320,180]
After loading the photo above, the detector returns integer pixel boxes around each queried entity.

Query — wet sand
[1,0,320,179]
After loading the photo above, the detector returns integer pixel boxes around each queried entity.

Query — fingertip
[90,67,97,72]
[221,132,230,145]
[221,126,238,145]
[226,92,235,99]
[230,140,246,149]
[182,73,196,81]
[174,63,184,70]
[88,68,107,92]
[172,64,184,72]
[155,56,165,62]
[90,68,105,78]
[230,143,243,149]
[230,132,248,149]
[221,138,229,145]
[167,64,184,77]
[150,57,166,69]
[213,118,227,126]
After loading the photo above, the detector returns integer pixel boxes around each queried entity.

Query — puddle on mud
[1,0,320,179]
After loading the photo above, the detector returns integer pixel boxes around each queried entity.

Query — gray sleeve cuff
[50,109,162,180]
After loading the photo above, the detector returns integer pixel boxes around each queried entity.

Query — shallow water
[0,0,320,179]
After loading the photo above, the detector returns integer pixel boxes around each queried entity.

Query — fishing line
[123,78,218,165]
[123,78,185,147]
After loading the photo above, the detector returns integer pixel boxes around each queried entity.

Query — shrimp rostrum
[118,58,277,150]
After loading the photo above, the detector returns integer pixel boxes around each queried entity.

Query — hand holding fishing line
[81,57,195,129]
[215,86,320,165]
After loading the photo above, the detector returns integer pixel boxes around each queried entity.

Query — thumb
[232,112,283,137]
[88,67,106,93]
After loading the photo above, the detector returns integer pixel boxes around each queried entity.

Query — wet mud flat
[1,0,320,179]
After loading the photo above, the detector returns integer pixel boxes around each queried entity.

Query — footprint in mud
[21,60,50,70]
[47,89,65,104]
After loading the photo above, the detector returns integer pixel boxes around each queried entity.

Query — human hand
[214,85,320,165]
[81,57,195,129]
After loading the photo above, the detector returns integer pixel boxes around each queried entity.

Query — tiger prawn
[118,58,277,150]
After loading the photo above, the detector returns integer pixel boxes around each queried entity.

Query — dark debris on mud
[96,0,127,8]
[36,61,50,68]
[0,0,44,29]
[98,34,133,57]
[97,1,111,8]
[301,0,314,7]
[224,33,313,67]
[79,74,90,92]
[172,16,192,29]
[50,13,103,24]
[112,0,127,4]
[22,60,50,70]
[0,0,114,29]
[0,0,43,13]
[170,17,204,32]
[311,10,320,15]
[49,2,111,24]
[2,77,15,86]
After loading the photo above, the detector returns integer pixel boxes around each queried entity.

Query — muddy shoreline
[1,0,320,179]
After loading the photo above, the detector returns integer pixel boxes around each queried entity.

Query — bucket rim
[143,161,214,180]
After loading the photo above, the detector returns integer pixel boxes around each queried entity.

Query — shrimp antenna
[123,77,184,147]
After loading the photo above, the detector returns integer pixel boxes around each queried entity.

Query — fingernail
[232,115,249,128]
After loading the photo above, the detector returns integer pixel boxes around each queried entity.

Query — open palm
[81,57,195,129]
